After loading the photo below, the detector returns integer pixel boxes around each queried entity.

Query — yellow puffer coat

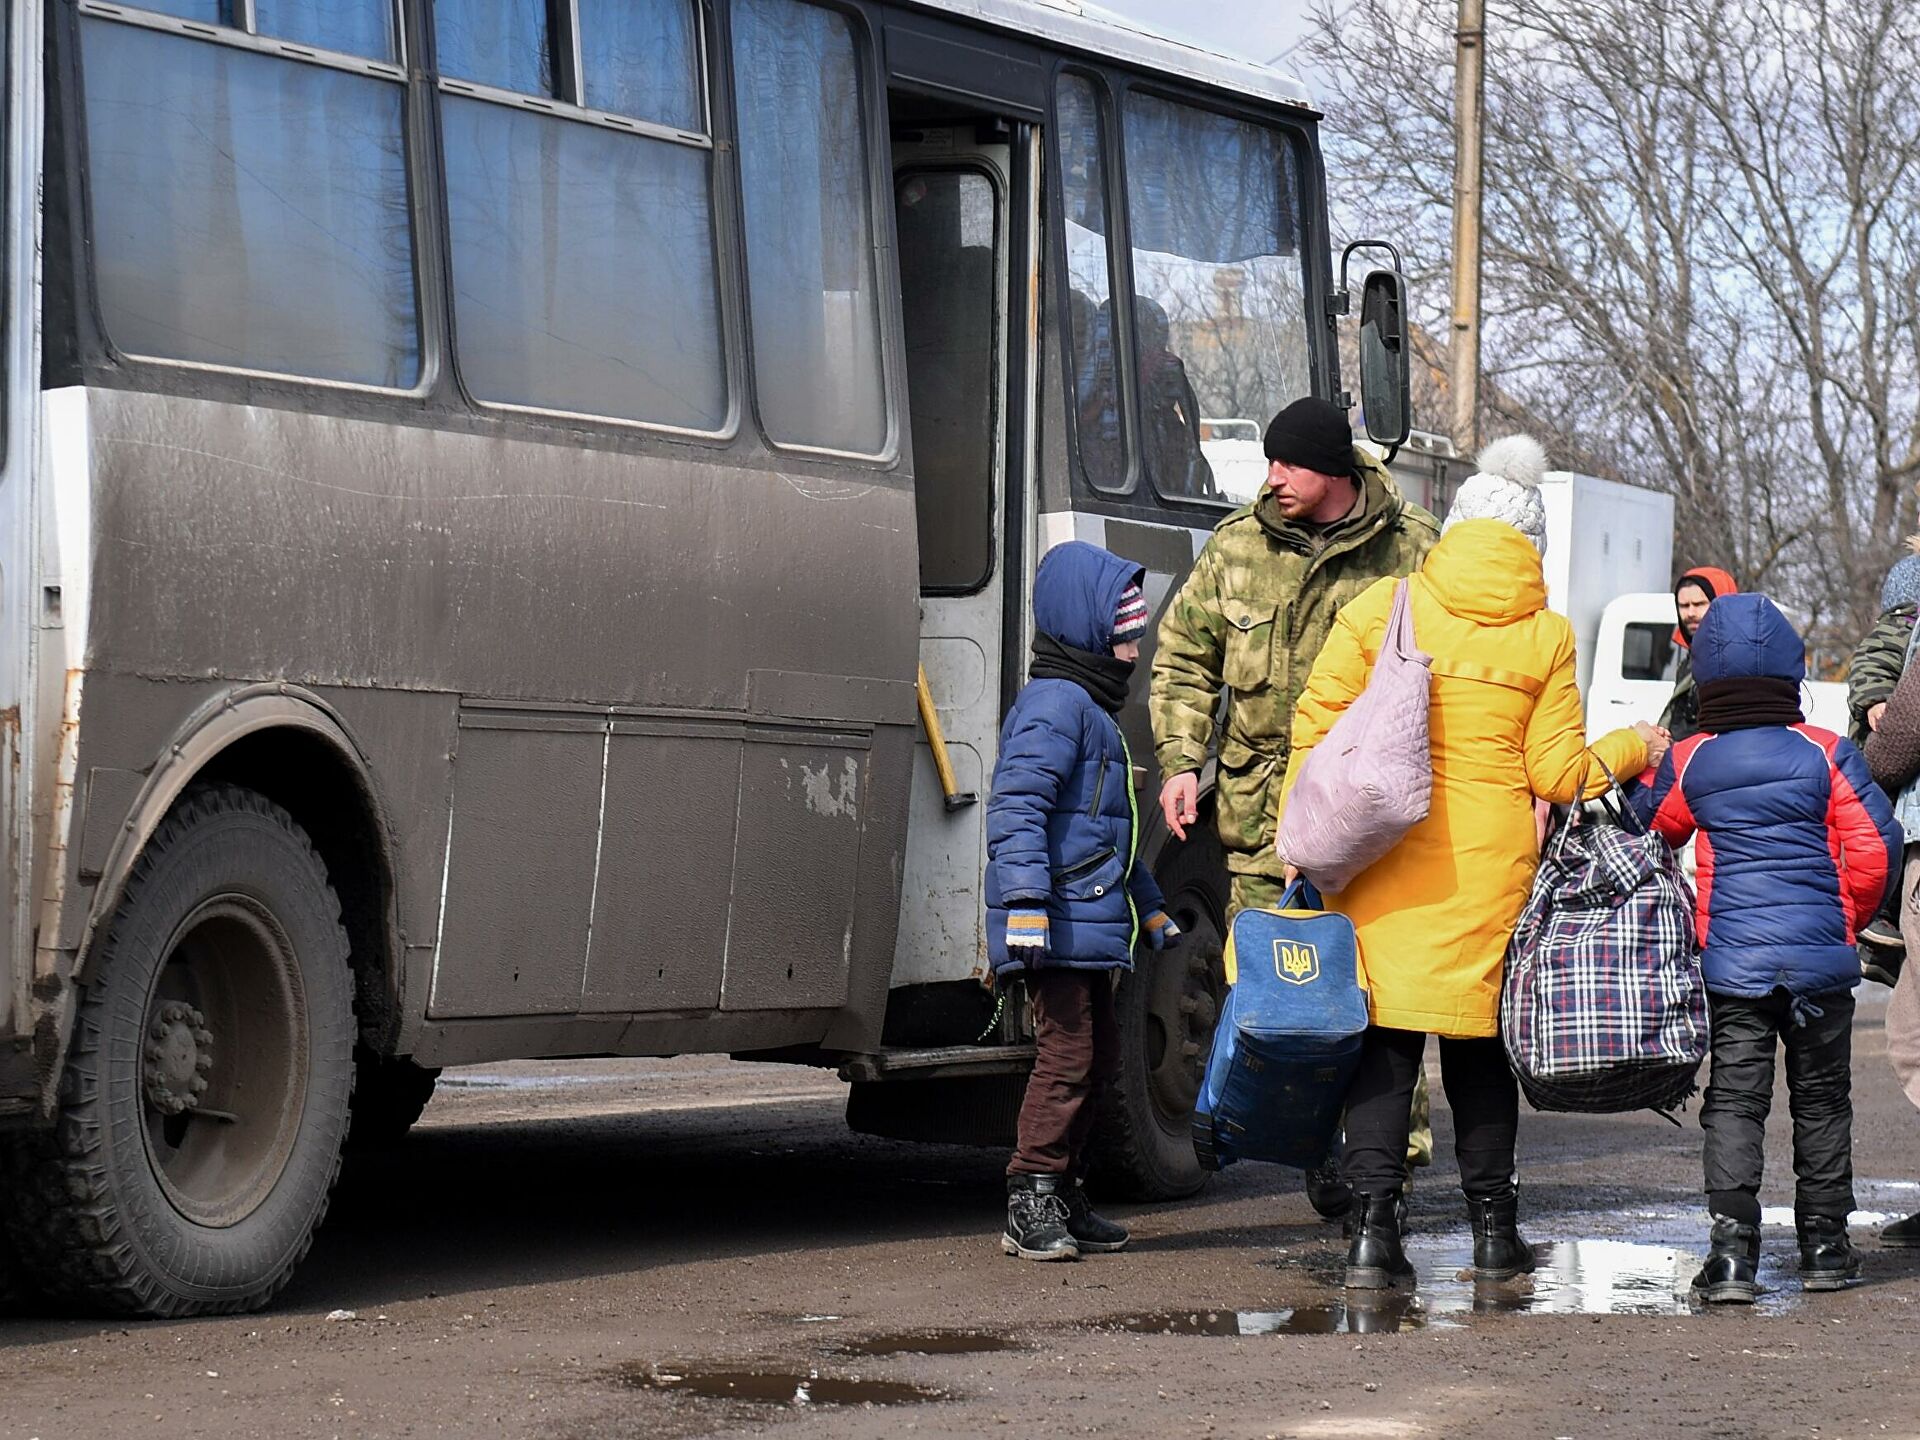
[1280,520,1648,1038]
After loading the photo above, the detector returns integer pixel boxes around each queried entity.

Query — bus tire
[346,1050,440,1150]
[1088,828,1228,1200]
[2,784,355,1317]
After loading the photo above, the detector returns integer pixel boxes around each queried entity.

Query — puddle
[1098,1293,1443,1336]
[833,1331,1024,1357]
[619,1364,944,1407]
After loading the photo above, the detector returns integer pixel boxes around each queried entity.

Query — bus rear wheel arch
[3,783,355,1317]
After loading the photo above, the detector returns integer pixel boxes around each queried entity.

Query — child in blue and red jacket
[985,541,1180,1262]
[1639,593,1901,1303]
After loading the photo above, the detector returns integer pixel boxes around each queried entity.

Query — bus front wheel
[3,784,355,1316]
[1088,829,1227,1200]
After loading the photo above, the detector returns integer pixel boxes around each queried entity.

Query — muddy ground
[2,989,1918,1440]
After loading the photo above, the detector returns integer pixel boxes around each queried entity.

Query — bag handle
[1278,877,1324,911]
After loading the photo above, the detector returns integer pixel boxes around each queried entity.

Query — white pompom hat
[1442,434,1551,554]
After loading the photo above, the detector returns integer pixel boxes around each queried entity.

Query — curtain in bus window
[731,0,886,455]
[81,22,420,386]
[254,0,397,61]
[1056,74,1126,492]
[1123,92,1310,504]
[442,98,726,429]
[578,0,701,131]
[434,0,553,95]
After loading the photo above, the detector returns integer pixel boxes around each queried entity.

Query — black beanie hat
[1263,397,1354,476]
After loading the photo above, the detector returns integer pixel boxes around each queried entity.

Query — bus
[0,0,1409,1314]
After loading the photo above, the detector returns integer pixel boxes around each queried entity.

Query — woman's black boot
[1468,1188,1536,1281]
[1690,1216,1760,1304]
[1345,1189,1415,1290]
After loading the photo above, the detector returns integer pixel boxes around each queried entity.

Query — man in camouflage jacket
[1149,397,1438,921]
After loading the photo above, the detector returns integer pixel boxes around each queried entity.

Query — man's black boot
[1305,1139,1353,1222]
[1002,1174,1078,1261]
[1062,1179,1129,1254]
[1796,1214,1861,1291]
[1690,1216,1760,1304]
[1468,1188,1537,1282]
[1345,1189,1415,1290]
[1882,1211,1920,1248]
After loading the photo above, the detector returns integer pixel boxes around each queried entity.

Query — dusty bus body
[0,0,1405,1312]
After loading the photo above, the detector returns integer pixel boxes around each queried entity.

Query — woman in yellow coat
[1279,436,1664,1290]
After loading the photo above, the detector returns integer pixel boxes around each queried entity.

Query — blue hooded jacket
[985,542,1167,974]
[1639,594,1900,999]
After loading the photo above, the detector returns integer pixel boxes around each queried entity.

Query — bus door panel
[887,124,1033,990]
[580,723,738,1014]
[427,712,603,1018]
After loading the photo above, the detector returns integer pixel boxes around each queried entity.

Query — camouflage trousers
[1228,872,1434,1172]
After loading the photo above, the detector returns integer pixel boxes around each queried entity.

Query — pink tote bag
[1275,580,1433,893]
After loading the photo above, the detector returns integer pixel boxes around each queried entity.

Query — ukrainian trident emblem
[1272,939,1320,985]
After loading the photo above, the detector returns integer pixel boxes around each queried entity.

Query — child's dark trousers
[1701,989,1856,1224]
[1008,970,1119,1176]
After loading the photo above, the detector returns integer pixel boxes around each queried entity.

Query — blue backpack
[1192,883,1371,1171]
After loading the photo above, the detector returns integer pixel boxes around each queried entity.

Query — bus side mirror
[1357,268,1411,450]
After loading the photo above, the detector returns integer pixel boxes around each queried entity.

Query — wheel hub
[144,1001,213,1116]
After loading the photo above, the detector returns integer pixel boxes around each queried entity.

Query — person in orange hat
[1660,566,1739,742]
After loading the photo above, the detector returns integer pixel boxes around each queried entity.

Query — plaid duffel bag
[1499,791,1707,1114]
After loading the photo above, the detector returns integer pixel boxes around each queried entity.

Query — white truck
[1549,472,1850,739]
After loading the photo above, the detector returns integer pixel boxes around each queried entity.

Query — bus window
[130,0,226,22]
[438,0,726,430]
[79,11,419,387]
[254,0,398,61]
[435,0,552,93]
[1123,91,1310,503]
[732,0,887,456]
[578,0,702,131]
[897,169,998,593]
[1056,73,1128,494]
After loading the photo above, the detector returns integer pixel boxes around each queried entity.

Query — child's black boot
[1883,1211,1920,1248]
[1468,1186,1536,1281]
[1691,1216,1760,1304]
[1345,1189,1415,1290]
[1796,1213,1860,1291]
[1003,1174,1078,1261]
[1062,1179,1129,1253]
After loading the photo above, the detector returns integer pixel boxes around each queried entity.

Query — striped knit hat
[1113,583,1149,646]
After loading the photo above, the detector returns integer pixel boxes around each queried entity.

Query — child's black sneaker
[1797,1214,1861,1290]
[1062,1179,1129,1253]
[1003,1174,1078,1261]
[1691,1216,1760,1304]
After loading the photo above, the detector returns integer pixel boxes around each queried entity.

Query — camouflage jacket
[1848,604,1917,743]
[1149,451,1439,877]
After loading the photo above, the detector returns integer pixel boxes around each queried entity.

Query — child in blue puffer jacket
[1640,594,1901,1303]
[986,541,1180,1262]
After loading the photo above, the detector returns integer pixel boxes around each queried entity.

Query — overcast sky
[1089,0,1320,68]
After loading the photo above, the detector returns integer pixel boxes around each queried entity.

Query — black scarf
[1031,632,1133,714]
[1695,676,1805,732]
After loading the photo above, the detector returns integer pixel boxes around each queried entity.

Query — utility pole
[1449,0,1486,457]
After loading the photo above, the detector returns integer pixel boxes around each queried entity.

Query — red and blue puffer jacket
[1639,594,1900,999]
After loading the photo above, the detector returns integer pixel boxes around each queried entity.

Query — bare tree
[1306,0,1920,664]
